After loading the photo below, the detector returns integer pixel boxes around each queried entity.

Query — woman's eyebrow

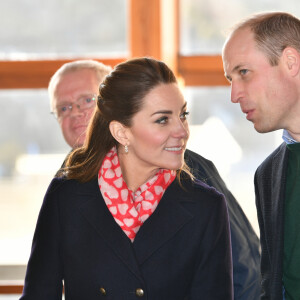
[151,102,187,116]
[151,110,172,116]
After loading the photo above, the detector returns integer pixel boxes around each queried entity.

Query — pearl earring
[124,145,129,153]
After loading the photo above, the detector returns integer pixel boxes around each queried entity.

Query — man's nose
[231,81,243,103]
[70,103,85,117]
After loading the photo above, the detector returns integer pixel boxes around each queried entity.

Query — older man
[49,60,112,148]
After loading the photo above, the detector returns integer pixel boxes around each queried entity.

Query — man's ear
[282,47,300,77]
[109,120,130,146]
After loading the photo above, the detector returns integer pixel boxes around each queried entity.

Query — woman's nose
[173,119,189,138]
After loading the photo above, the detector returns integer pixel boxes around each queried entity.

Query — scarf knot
[98,147,176,242]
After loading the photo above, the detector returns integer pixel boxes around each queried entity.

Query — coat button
[99,287,106,296]
[135,288,144,297]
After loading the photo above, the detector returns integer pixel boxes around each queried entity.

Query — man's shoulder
[256,142,286,175]
[184,148,211,165]
[184,149,216,179]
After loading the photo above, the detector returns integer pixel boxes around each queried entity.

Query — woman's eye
[180,111,189,120]
[155,116,168,124]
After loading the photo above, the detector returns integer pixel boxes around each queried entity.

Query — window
[180,0,300,55]
[0,0,127,59]
[0,89,69,267]
[0,0,127,290]
[185,87,281,234]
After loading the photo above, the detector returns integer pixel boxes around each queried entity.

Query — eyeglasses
[51,94,97,120]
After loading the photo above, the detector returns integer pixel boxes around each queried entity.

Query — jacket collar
[271,143,288,219]
[271,143,288,258]
[75,178,194,280]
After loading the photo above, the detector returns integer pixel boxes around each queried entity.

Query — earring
[124,145,129,153]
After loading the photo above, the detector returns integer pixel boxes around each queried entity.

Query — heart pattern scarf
[98,147,176,242]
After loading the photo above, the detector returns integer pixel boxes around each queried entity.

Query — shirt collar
[282,129,299,144]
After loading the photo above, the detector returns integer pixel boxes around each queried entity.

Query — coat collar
[271,143,288,255]
[271,143,288,219]
[132,180,194,264]
[75,178,194,280]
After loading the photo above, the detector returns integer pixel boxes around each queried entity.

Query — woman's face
[125,83,189,174]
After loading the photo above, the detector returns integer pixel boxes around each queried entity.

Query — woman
[20,57,233,299]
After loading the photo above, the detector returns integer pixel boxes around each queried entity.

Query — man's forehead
[55,72,97,97]
[225,28,254,51]
[223,29,256,66]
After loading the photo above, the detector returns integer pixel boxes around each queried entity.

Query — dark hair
[232,12,300,66]
[62,57,186,182]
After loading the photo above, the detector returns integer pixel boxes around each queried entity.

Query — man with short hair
[49,59,261,300]
[49,60,112,148]
[223,12,300,299]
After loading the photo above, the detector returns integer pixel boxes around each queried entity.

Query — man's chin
[73,129,87,147]
[66,136,85,148]
[253,123,276,134]
[74,138,85,148]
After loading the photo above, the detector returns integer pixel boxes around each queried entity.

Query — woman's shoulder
[192,178,224,198]
[45,176,98,197]
[171,176,226,207]
[167,178,228,224]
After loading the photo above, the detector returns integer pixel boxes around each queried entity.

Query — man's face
[222,28,298,134]
[52,69,100,148]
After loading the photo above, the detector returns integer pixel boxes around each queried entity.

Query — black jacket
[185,149,261,300]
[255,143,288,299]
[20,174,233,299]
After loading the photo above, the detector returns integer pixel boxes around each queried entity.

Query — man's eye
[60,106,68,112]
[240,69,248,75]
[85,97,93,104]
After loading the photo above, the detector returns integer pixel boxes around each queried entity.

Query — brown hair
[61,57,192,183]
[232,12,300,66]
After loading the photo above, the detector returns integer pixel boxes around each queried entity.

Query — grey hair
[48,60,112,111]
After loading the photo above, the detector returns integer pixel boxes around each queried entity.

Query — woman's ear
[282,47,300,77]
[109,121,130,146]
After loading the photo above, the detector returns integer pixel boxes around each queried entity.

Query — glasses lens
[79,94,97,109]
[54,94,97,120]
[56,105,70,119]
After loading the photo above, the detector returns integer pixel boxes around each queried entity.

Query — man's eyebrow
[232,64,243,72]
[225,64,244,82]
[225,73,232,82]
[151,102,187,116]
[56,102,71,107]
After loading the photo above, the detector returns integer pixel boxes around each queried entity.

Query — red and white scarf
[98,147,176,242]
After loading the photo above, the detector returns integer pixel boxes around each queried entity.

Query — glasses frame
[51,94,97,120]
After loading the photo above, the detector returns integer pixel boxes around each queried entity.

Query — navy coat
[185,150,261,299]
[255,142,288,299]
[20,175,233,299]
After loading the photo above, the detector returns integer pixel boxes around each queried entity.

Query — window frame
[0,0,227,90]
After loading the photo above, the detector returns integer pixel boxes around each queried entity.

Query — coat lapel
[75,179,145,282]
[271,143,288,249]
[133,180,194,265]
[74,178,195,277]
